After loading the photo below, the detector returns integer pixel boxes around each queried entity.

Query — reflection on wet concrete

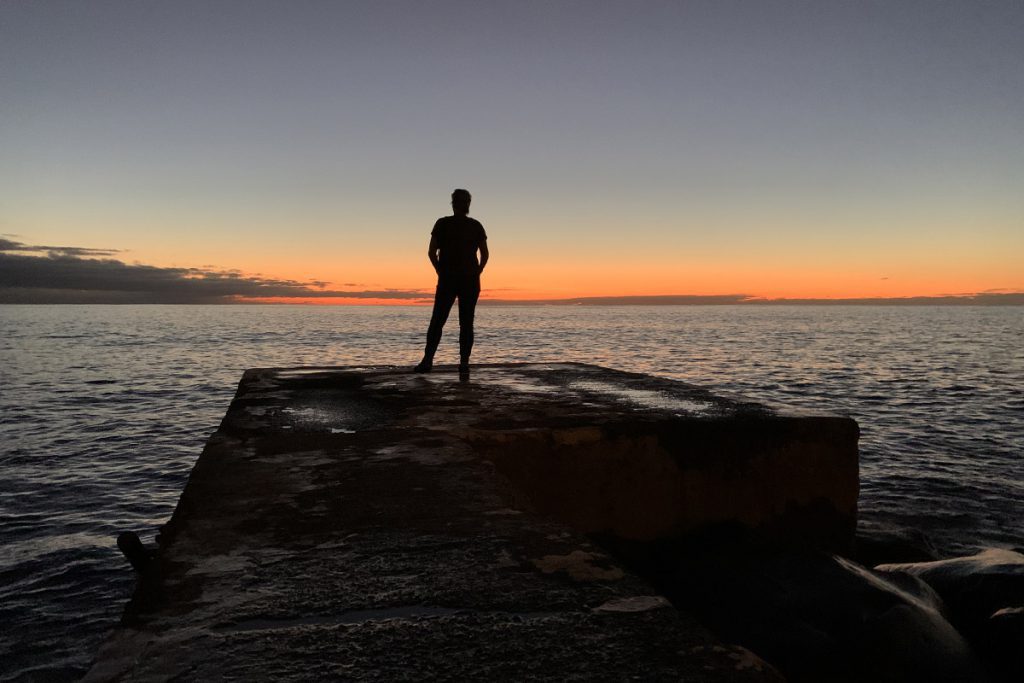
[567,379,713,415]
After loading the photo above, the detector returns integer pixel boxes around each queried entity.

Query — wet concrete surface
[87,363,858,680]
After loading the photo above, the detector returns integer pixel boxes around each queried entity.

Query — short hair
[451,189,472,204]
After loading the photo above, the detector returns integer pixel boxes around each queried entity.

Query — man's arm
[478,239,489,275]
[427,234,440,274]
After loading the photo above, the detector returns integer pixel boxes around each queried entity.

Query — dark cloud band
[0,239,427,304]
[0,237,122,258]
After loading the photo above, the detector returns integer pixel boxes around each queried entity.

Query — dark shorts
[437,273,481,298]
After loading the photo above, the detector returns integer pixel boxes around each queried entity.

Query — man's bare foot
[413,361,433,373]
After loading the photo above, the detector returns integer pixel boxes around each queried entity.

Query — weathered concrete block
[457,364,858,548]
[466,416,858,548]
[86,363,856,680]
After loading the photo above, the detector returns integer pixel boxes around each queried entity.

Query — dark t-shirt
[431,215,487,279]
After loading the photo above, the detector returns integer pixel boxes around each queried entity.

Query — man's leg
[457,283,480,366]
[418,282,456,370]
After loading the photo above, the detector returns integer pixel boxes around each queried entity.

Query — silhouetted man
[415,189,489,375]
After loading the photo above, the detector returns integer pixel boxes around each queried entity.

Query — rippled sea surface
[1,304,1022,680]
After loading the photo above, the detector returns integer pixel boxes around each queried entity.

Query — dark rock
[990,605,1023,624]
[983,607,1024,680]
[878,549,1024,680]
[634,543,986,682]
[877,549,1024,634]
[851,523,940,566]
[116,531,151,572]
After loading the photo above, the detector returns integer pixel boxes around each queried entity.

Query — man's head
[451,188,471,216]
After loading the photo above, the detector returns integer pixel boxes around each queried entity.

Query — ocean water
[1,304,1022,680]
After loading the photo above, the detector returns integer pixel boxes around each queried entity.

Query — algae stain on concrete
[593,595,672,613]
[532,551,626,581]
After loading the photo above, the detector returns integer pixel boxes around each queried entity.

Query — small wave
[0,533,116,567]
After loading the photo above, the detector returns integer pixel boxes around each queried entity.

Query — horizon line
[3,292,1022,306]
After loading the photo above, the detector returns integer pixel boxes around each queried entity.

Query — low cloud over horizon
[0,238,429,304]
[1,238,1021,306]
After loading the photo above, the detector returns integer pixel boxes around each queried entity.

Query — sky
[1,0,1022,303]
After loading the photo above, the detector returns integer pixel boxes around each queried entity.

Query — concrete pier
[87,363,858,681]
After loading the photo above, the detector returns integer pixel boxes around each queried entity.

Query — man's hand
[427,235,440,274]
[478,240,489,276]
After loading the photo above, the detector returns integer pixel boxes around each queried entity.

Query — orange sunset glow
[1,0,1020,306]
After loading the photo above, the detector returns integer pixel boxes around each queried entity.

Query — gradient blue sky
[2,1,1021,300]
